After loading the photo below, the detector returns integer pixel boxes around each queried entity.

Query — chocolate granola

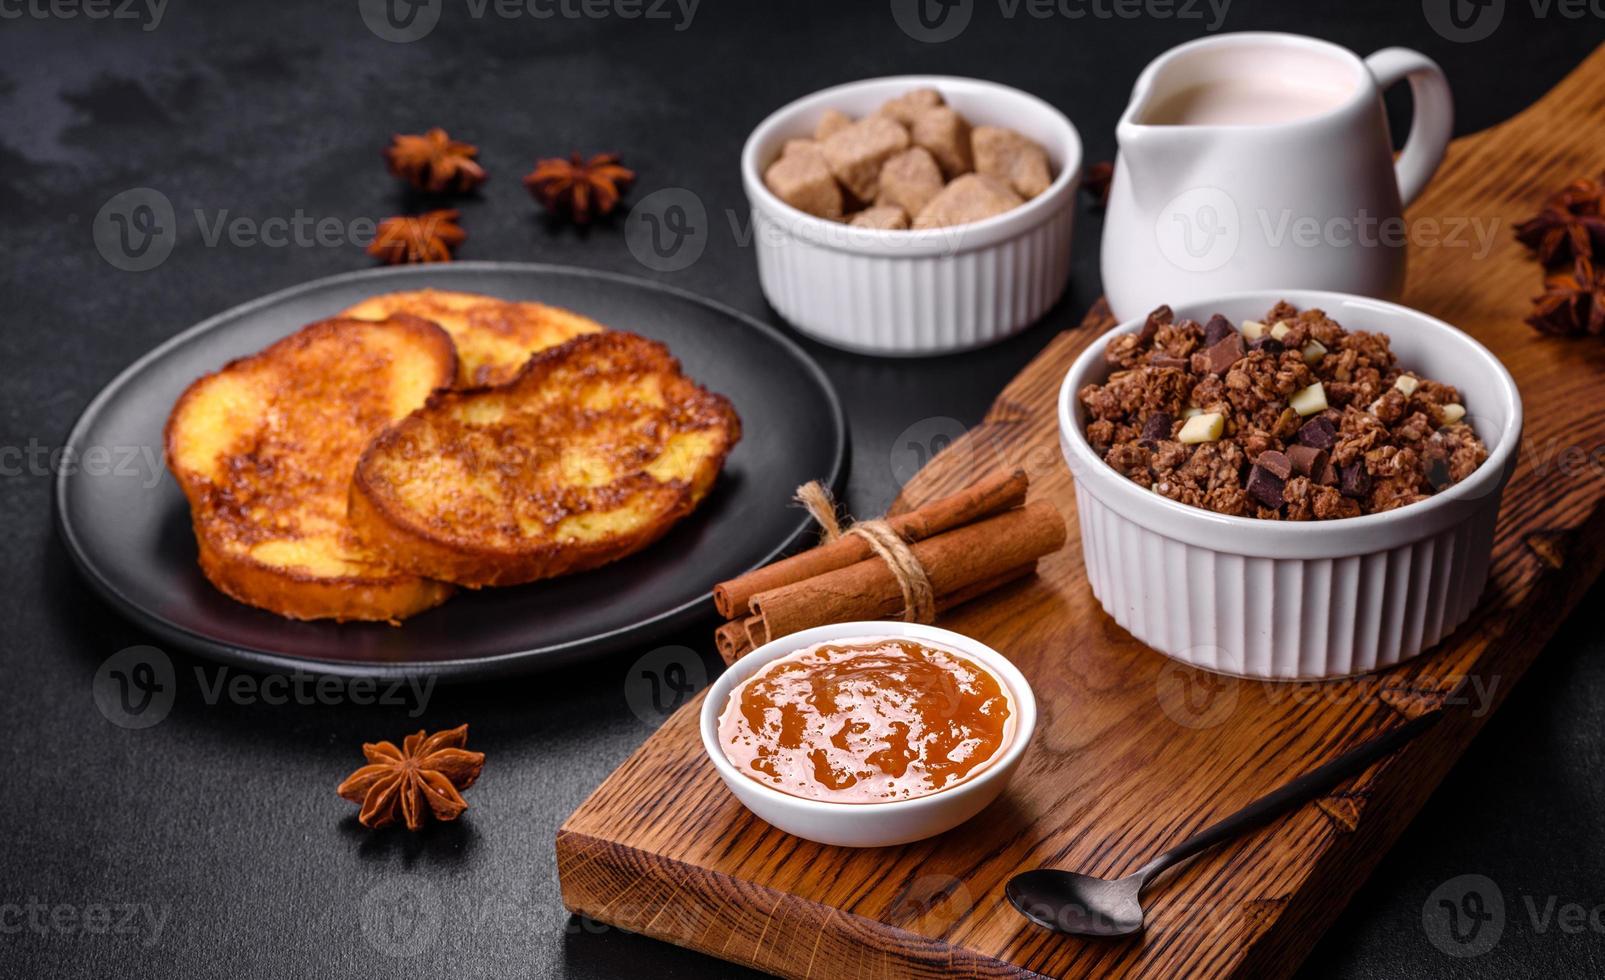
[1079,303,1489,520]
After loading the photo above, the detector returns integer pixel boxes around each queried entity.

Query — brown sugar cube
[910,106,973,179]
[821,115,910,202]
[878,88,944,126]
[848,205,909,230]
[972,125,1053,198]
[764,141,844,220]
[874,146,945,218]
[814,108,852,141]
[912,174,1023,229]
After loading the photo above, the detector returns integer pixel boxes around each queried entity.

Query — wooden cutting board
[557,45,1605,978]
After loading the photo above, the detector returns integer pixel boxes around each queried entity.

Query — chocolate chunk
[1246,464,1285,508]
[1297,416,1338,449]
[1202,333,1245,375]
[1316,459,1339,486]
[1287,444,1328,477]
[1140,411,1175,447]
[1149,354,1188,370]
[1247,336,1285,355]
[1203,314,1234,346]
[1255,450,1293,480]
[1138,305,1171,345]
[1424,444,1453,490]
[1339,463,1372,499]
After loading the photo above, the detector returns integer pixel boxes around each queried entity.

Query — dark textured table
[3,3,1602,977]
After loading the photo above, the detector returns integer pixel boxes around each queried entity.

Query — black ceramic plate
[55,263,846,679]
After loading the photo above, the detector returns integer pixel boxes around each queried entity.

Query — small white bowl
[1058,291,1522,679]
[701,621,1037,847]
[741,75,1082,356]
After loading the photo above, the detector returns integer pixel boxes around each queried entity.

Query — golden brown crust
[340,288,605,387]
[350,331,741,588]
[194,532,454,623]
[165,315,458,622]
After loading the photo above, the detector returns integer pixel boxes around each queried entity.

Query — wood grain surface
[557,44,1605,979]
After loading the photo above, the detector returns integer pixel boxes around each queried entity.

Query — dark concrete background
[2,1,1602,977]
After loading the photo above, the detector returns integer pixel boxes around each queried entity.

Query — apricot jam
[717,637,1013,803]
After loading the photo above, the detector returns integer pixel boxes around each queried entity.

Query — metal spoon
[1006,709,1443,937]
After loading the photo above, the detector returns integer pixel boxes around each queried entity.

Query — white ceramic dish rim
[700,621,1037,816]
[1057,290,1524,558]
[740,74,1083,257]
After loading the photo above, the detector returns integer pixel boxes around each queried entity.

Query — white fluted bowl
[741,75,1081,356]
[1058,291,1522,680]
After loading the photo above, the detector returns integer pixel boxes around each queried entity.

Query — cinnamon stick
[712,468,1029,619]
[714,619,755,663]
[748,501,1065,643]
[714,561,1040,665]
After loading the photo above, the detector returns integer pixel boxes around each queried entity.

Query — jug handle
[1364,48,1454,207]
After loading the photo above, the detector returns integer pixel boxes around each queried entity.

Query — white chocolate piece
[1182,406,1203,418]
[1241,320,1267,340]
[1177,412,1224,444]
[1301,339,1327,365]
[1442,403,1466,423]
[1393,375,1419,395]
[1290,383,1328,417]
[1270,321,1292,341]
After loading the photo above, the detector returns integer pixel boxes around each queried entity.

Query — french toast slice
[165,315,458,622]
[349,331,742,587]
[341,289,604,387]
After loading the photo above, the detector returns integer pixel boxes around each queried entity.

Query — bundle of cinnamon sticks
[712,469,1066,664]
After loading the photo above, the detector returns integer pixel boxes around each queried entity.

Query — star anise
[1515,174,1605,268]
[337,724,485,831]
[523,153,635,224]
[385,128,488,195]
[1526,256,1605,337]
[367,209,466,265]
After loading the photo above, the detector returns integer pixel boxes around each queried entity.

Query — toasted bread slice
[341,289,604,387]
[350,332,742,587]
[165,315,458,621]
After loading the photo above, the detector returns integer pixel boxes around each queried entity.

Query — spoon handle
[1135,709,1444,882]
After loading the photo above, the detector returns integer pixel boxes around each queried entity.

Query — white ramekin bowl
[1058,291,1522,680]
[741,75,1082,356]
[701,621,1037,847]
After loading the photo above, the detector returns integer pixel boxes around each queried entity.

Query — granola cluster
[1079,303,1489,520]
